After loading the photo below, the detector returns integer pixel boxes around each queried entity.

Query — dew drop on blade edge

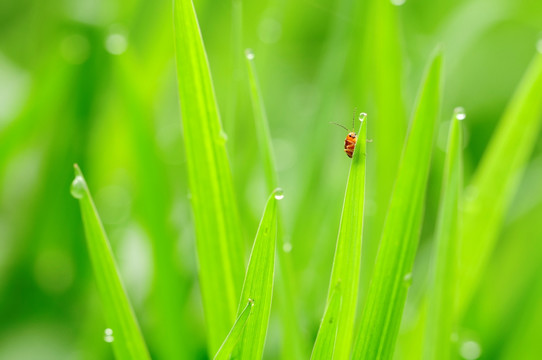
[455,107,466,120]
[70,176,86,199]
[104,328,114,343]
[245,49,255,60]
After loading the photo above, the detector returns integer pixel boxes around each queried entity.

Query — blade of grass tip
[352,49,443,359]
[423,108,463,360]
[458,50,542,317]
[311,282,343,359]
[71,164,150,360]
[322,112,367,360]
[234,189,281,359]
[173,0,246,353]
[245,48,307,359]
[214,299,255,360]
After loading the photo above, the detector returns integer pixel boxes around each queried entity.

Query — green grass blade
[353,49,443,359]
[235,189,280,359]
[323,113,367,359]
[244,48,307,359]
[423,109,463,360]
[173,0,245,353]
[244,49,278,192]
[311,283,343,359]
[214,299,255,360]
[71,164,150,360]
[358,0,407,301]
[459,51,542,315]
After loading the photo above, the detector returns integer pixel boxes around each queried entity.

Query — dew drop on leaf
[104,328,114,343]
[70,176,86,199]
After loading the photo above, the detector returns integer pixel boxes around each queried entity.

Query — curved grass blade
[423,109,463,360]
[235,189,280,359]
[322,113,367,359]
[311,283,343,359]
[458,51,542,316]
[173,0,245,353]
[71,164,150,360]
[214,299,255,360]
[353,49,443,359]
[244,48,307,359]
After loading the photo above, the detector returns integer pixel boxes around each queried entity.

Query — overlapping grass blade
[311,283,342,359]
[458,51,542,316]
[235,189,280,359]
[358,0,407,299]
[173,0,245,353]
[352,50,443,359]
[244,48,306,359]
[322,113,367,359]
[71,164,150,360]
[214,299,254,360]
[423,109,463,360]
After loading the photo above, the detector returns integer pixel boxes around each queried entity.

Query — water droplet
[459,340,481,359]
[105,31,128,55]
[403,273,412,286]
[391,0,407,6]
[104,328,114,343]
[248,298,255,306]
[455,107,466,121]
[245,49,255,60]
[537,38,542,54]
[358,112,367,122]
[274,188,284,200]
[282,242,292,253]
[70,175,86,199]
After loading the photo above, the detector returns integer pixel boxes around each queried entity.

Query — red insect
[331,110,362,158]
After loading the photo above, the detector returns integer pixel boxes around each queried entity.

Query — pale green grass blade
[459,51,542,316]
[71,164,150,360]
[423,109,463,360]
[244,48,306,359]
[324,113,367,359]
[353,50,443,359]
[359,0,407,301]
[214,299,255,360]
[173,0,245,353]
[311,283,342,360]
[235,189,280,359]
[244,49,278,192]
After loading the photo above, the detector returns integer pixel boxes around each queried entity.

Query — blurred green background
[1,0,542,359]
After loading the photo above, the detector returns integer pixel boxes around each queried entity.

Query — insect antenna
[329,122,350,132]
